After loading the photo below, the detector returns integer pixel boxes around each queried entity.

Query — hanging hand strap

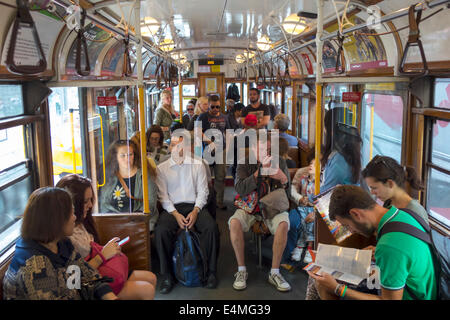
[122,32,132,77]
[399,4,428,76]
[75,9,91,76]
[335,33,345,74]
[6,0,47,75]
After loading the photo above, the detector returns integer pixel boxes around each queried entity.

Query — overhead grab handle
[75,9,91,76]
[398,4,429,76]
[6,0,47,75]
[335,33,345,74]
[122,33,132,77]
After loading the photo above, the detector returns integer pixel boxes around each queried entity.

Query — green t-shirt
[375,206,437,300]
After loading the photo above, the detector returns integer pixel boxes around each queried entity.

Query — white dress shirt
[156,155,209,213]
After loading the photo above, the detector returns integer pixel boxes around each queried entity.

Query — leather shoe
[159,275,174,294]
[205,273,218,289]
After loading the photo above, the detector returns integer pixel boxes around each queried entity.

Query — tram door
[86,86,138,211]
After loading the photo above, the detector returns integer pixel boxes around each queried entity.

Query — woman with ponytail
[362,155,428,223]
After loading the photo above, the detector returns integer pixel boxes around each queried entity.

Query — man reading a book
[308,185,437,300]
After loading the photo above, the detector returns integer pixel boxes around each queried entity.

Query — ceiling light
[256,35,272,51]
[159,38,175,52]
[235,54,245,64]
[282,13,307,35]
[141,16,160,36]
[171,52,187,64]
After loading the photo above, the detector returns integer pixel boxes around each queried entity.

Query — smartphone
[118,236,130,246]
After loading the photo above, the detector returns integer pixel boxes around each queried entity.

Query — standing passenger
[240,88,271,129]
[187,96,209,131]
[197,94,229,210]
[154,132,220,294]
[182,101,195,129]
[154,89,179,141]
[226,102,244,130]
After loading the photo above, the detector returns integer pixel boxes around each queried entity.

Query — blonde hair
[158,89,176,115]
[194,96,208,115]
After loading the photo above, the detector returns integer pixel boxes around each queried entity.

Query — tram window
[324,84,348,109]
[0,126,32,254]
[182,84,196,112]
[296,84,310,142]
[173,85,180,113]
[243,83,248,105]
[427,120,450,228]
[361,93,403,167]
[433,78,450,109]
[0,85,24,119]
[48,87,83,184]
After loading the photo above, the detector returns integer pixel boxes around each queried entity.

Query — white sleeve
[194,164,209,210]
[155,166,176,213]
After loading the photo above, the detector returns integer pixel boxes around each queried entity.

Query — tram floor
[151,186,309,300]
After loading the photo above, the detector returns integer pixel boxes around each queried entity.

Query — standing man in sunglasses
[182,100,196,129]
[198,95,229,210]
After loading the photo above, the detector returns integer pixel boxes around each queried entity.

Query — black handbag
[79,276,114,300]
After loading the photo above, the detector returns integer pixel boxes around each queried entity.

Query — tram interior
[0,0,449,300]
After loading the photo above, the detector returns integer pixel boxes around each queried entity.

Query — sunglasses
[372,155,396,173]
[187,108,194,111]
[210,105,221,109]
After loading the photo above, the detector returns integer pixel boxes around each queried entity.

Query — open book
[303,244,372,286]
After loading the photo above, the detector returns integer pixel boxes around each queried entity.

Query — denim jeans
[281,208,302,263]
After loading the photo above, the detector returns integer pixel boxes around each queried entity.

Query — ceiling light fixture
[256,34,272,51]
[282,13,307,35]
[159,38,175,52]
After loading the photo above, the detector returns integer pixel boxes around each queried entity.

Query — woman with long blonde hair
[187,96,209,131]
[153,89,179,140]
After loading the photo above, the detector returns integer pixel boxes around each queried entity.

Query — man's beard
[352,220,376,238]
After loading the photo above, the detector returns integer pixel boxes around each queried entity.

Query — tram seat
[0,252,13,300]
[93,213,151,271]
[288,147,301,168]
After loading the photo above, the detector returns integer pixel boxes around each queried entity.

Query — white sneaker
[268,272,291,292]
[233,271,248,290]
[291,247,303,261]
[303,250,313,264]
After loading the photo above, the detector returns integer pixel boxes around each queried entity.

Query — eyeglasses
[187,108,194,111]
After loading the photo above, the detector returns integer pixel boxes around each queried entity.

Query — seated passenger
[229,132,292,292]
[289,154,316,263]
[279,136,296,168]
[99,140,158,230]
[226,102,244,130]
[274,114,298,147]
[56,174,156,300]
[309,185,437,300]
[146,125,170,165]
[154,131,220,294]
[3,187,117,300]
[362,155,428,223]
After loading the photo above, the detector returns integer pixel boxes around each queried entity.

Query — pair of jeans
[281,208,302,264]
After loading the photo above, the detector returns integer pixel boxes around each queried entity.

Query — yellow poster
[211,65,221,73]
[206,78,217,93]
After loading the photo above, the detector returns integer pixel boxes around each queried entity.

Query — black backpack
[172,229,208,287]
[226,84,240,102]
[378,208,450,300]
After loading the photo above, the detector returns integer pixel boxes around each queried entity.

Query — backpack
[378,208,450,300]
[172,228,208,287]
[226,83,240,102]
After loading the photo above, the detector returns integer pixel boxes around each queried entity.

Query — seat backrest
[93,213,151,271]
[0,251,14,300]
[288,147,300,168]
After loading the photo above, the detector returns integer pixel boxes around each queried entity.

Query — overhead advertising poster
[1,11,64,73]
[102,40,124,77]
[322,40,342,73]
[288,56,300,78]
[301,53,314,75]
[325,16,387,72]
[65,24,111,77]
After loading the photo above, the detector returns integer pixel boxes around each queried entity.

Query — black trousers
[154,203,220,277]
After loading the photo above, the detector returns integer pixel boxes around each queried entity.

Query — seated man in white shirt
[154,131,220,294]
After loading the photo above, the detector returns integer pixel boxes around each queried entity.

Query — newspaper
[303,243,372,286]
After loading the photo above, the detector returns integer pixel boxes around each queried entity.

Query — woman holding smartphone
[56,174,157,300]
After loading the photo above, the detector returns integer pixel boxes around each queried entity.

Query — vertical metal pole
[315,0,324,195]
[70,109,76,174]
[135,0,149,213]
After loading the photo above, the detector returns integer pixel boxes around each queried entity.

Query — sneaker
[291,247,303,261]
[233,271,248,290]
[303,250,313,264]
[268,272,291,292]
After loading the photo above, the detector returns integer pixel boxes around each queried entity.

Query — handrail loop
[75,8,91,76]
[6,0,47,75]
